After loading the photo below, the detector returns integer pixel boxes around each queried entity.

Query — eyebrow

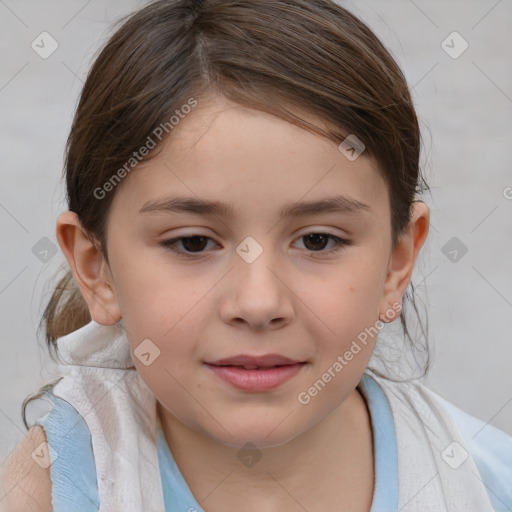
[139,195,371,218]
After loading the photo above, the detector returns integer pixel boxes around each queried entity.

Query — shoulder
[0,425,53,512]
[400,377,512,510]
[433,393,512,510]
[420,386,512,465]
[376,374,512,469]
[367,373,512,510]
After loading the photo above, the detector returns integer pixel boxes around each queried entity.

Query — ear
[378,201,430,323]
[55,211,122,326]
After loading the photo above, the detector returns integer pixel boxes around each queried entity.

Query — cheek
[111,247,211,390]
[110,247,193,330]
[295,259,385,366]
[127,326,201,412]
[300,259,385,325]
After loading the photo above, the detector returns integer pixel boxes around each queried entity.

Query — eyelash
[160,232,352,259]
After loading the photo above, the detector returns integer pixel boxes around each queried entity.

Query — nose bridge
[234,234,282,293]
[221,234,293,327]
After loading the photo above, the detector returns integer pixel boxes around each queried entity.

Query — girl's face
[91,94,425,448]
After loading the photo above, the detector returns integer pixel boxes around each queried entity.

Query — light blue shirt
[32,374,512,511]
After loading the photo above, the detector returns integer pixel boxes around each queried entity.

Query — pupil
[183,236,208,252]
[304,234,328,251]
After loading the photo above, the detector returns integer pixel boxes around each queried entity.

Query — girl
[2,0,511,511]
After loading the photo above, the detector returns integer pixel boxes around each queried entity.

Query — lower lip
[204,363,306,391]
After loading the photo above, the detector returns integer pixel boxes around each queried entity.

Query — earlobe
[55,211,122,325]
[378,201,430,322]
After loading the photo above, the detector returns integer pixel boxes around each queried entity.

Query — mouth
[209,363,303,369]
[203,362,307,391]
[205,353,306,368]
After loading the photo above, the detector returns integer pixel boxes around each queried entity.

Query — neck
[157,388,374,511]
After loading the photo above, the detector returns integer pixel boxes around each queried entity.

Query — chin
[204,419,305,451]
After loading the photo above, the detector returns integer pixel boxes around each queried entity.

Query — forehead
[109,95,389,222]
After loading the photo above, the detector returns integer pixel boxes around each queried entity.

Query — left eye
[160,233,352,258]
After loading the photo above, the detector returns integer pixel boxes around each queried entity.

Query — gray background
[1,0,511,469]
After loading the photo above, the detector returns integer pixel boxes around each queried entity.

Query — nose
[219,246,294,331]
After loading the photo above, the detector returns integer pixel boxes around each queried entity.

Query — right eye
[160,235,218,258]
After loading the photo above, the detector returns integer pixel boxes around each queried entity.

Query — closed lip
[204,353,305,368]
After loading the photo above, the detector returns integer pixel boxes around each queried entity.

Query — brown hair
[24,0,431,428]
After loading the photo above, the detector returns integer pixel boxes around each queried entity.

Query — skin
[56,93,429,511]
